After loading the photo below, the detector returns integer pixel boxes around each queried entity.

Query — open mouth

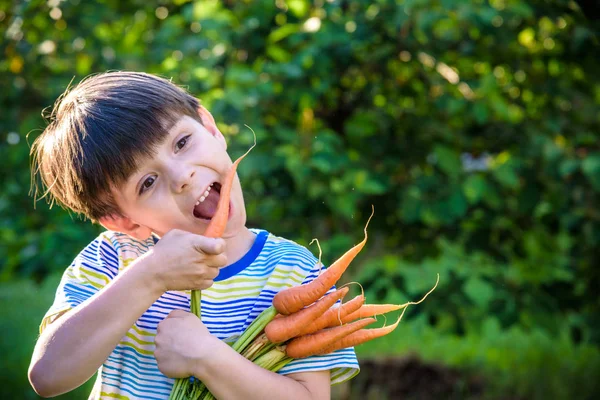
[193,182,222,220]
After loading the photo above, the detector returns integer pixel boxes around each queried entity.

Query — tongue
[193,190,220,219]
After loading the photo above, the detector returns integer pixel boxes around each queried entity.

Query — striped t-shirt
[41,229,360,399]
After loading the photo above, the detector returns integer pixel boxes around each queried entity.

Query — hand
[155,310,217,378]
[143,229,227,294]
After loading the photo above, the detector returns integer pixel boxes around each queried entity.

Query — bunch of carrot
[168,141,438,400]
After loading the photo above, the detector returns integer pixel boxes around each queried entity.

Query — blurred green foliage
[0,275,95,399]
[1,0,599,399]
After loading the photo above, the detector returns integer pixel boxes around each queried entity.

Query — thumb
[193,236,225,255]
[167,309,189,319]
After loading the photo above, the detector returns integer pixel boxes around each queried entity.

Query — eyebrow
[166,117,191,136]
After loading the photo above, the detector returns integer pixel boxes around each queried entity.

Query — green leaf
[581,153,600,191]
[266,45,292,62]
[447,187,468,219]
[464,277,494,308]
[268,24,300,43]
[493,162,520,189]
[434,145,461,179]
[463,174,488,204]
[559,159,579,177]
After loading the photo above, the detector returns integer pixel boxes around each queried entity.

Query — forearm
[196,340,329,400]
[29,257,161,397]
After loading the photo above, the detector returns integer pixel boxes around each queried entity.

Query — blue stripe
[102,369,171,391]
[215,230,268,281]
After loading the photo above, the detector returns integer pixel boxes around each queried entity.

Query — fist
[148,229,227,293]
[154,310,215,378]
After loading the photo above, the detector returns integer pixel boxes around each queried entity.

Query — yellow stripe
[202,291,263,301]
[67,268,106,290]
[125,331,155,346]
[121,258,135,268]
[268,272,304,284]
[83,269,111,285]
[119,341,154,356]
[131,323,155,337]
[206,284,263,294]
[100,392,130,399]
[264,281,296,289]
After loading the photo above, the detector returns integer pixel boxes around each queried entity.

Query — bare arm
[197,340,331,400]
[155,310,331,400]
[29,231,226,398]
[28,259,162,397]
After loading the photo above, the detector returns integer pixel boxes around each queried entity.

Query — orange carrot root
[297,294,365,336]
[317,274,440,354]
[340,303,404,324]
[286,317,376,359]
[272,207,375,315]
[318,306,409,355]
[265,287,349,344]
[204,135,256,238]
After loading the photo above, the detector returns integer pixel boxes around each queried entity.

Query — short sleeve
[276,256,360,385]
[39,233,120,333]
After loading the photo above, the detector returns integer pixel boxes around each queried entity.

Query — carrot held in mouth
[203,140,256,238]
[190,136,255,318]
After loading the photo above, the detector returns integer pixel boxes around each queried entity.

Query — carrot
[191,134,255,318]
[340,273,440,325]
[265,287,349,343]
[317,307,409,355]
[272,207,374,315]
[297,294,365,336]
[203,140,256,238]
[338,303,404,325]
[285,317,376,359]
[318,274,440,354]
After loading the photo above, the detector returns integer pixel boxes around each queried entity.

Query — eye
[175,135,191,152]
[139,176,156,195]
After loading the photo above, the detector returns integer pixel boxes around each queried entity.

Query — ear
[197,105,227,149]
[99,214,153,241]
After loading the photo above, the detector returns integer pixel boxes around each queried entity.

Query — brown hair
[31,71,203,222]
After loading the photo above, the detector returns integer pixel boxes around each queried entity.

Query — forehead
[165,115,198,133]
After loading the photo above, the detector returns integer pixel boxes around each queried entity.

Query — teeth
[195,184,213,207]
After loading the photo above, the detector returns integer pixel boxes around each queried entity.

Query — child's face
[110,115,247,239]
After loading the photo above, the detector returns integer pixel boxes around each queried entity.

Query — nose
[170,165,195,193]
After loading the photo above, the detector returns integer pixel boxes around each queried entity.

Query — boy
[28,71,358,399]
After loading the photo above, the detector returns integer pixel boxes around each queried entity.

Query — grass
[354,313,600,400]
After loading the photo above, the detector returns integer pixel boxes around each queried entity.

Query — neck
[222,227,257,266]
